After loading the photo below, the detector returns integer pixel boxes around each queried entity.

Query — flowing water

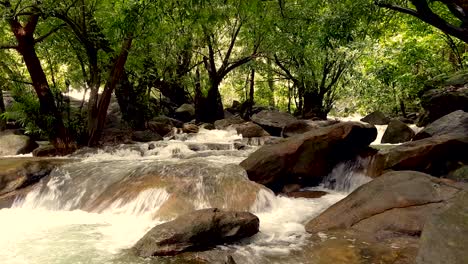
[0,129,372,264]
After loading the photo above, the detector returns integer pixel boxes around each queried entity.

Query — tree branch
[34,24,65,44]
[0,44,19,50]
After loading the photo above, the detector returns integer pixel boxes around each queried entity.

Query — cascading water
[0,129,372,264]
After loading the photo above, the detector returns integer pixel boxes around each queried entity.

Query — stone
[182,123,199,134]
[240,122,377,191]
[369,134,468,177]
[414,110,468,140]
[418,87,468,126]
[417,191,468,264]
[284,190,328,199]
[147,121,173,136]
[132,208,259,257]
[381,119,415,144]
[152,116,184,128]
[282,120,340,138]
[175,104,196,122]
[230,122,270,138]
[0,158,73,197]
[305,171,463,238]
[360,111,390,125]
[0,130,38,156]
[214,116,245,130]
[131,130,163,142]
[251,110,297,136]
[32,145,58,157]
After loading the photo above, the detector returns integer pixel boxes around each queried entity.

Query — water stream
[0,129,371,264]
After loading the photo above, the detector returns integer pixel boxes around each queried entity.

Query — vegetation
[0,0,466,151]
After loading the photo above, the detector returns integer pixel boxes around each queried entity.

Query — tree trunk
[0,89,5,131]
[15,34,75,153]
[303,90,327,120]
[195,79,224,123]
[266,59,275,107]
[88,36,133,146]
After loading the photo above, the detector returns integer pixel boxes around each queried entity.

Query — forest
[0,0,467,152]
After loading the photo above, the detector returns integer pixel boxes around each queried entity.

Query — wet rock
[381,119,415,144]
[182,123,199,134]
[214,116,245,130]
[200,123,215,130]
[175,104,196,122]
[32,145,58,157]
[0,158,73,197]
[305,171,464,238]
[230,122,270,138]
[152,116,184,128]
[413,110,468,140]
[284,190,328,199]
[282,120,340,138]
[132,130,163,142]
[241,122,376,191]
[360,111,390,125]
[251,110,297,136]
[0,130,38,156]
[447,165,468,182]
[368,134,468,177]
[417,191,468,264]
[132,208,259,257]
[148,121,173,136]
[100,128,133,145]
[417,87,468,126]
[77,161,270,220]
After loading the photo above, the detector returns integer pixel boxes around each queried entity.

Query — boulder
[418,87,468,126]
[369,134,468,177]
[251,110,297,136]
[282,120,340,138]
[131,130,163,142]
[240,122,377,191]
[0,158,73,197]
[57,161,271,220]
[182,123,199,134]
[152,116,184,128]
[132,208,259,257]
[147,121,173,136]
[417,191,468,264]
[414,110,468,140]
[0,130,38,156]
[305,171,464,238]
[381,119,415,144]
[99,128,133,145]
[284,190,328,199]
[175,104,196,122]
[360,111,390,125]
[32,145,58,157]
[214,116,245,130]
[230,122,270,138]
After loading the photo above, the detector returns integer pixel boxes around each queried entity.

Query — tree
[376,0,468,43]
[0,0,75,153]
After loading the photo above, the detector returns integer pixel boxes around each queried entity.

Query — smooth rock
[360,111,390,125]
[132,208,259,257]
[240,122,376,191]
[0,130,38,156]
[305,171,463,238]
[131,130,163,142]
[230,122,270,138]
[251,110,297,136]
[175,104,196,122]
[418,87,468,126]
[417,191,468,264]
[381,119,415,144]
[414,110,468,140]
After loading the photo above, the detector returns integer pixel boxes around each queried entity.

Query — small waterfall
[321,157,372,193]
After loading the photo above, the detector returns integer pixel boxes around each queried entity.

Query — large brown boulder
[231,122,270,138]
[0,130,38,156]
[369,134,468,177]
[413,110,468,140]
[132,208,259,257]
[381,119,415,144]
[0,158,73,206]
[282,119,340,138]
[214,116,245,130]
[418,87,468,126]
[417,191,468,264]
[240,122,377,191]
[251,110,297,136]
[305,171,464,238]
[360,111,390,125]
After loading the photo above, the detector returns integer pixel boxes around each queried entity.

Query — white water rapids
[0,129,371,264]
